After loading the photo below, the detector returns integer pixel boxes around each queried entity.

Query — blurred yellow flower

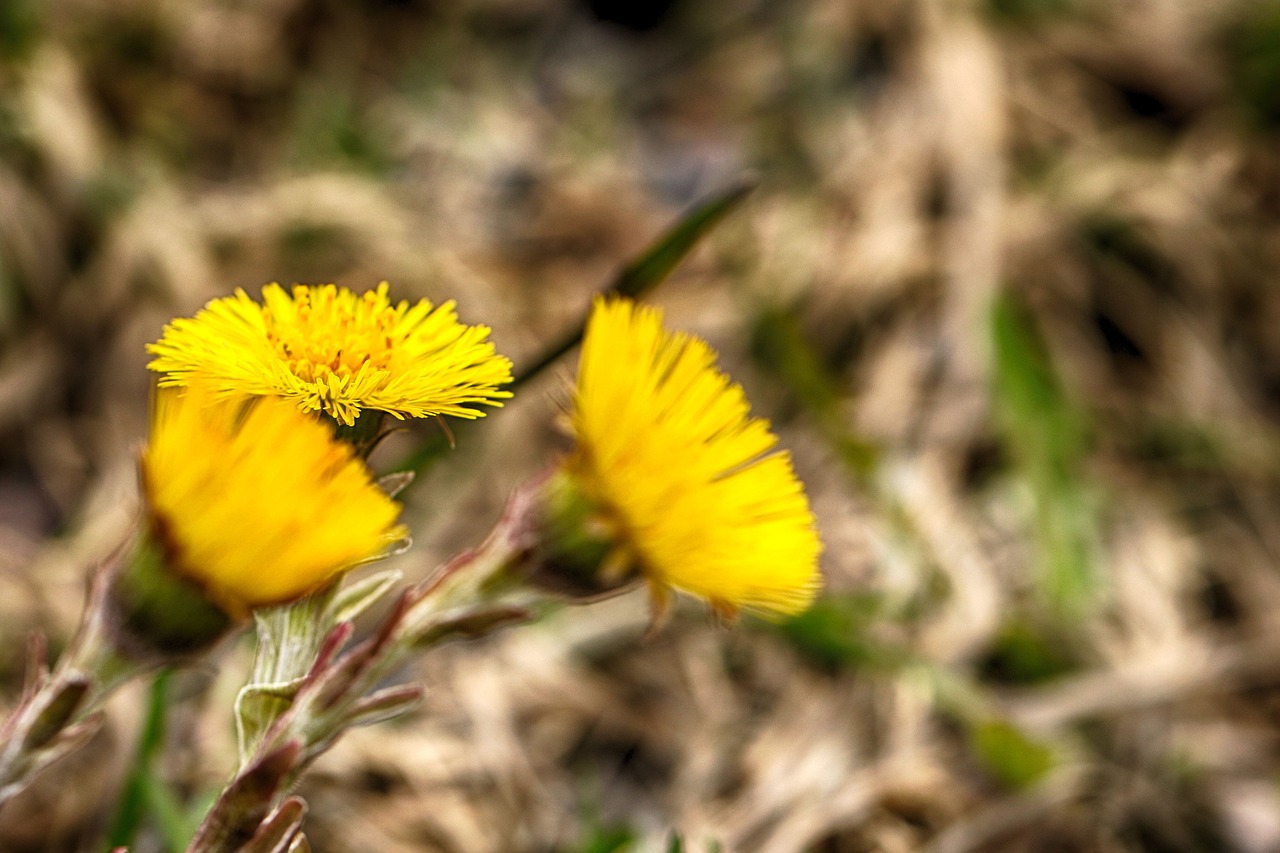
[141,384,405,616]
[569,297,822,618]
[147,282,513,427]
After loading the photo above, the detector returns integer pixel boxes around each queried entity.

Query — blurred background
[3,0,1280,850]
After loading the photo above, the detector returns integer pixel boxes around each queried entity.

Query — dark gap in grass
[582,0,682,34]
[959,436,1009,494]
[1091,309,1147,366]
[975,619,1082,687]
[1195,567,1243,627]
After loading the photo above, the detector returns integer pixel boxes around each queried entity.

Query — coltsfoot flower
[141,384,406,617]
[147,282,513,427]
[563,297,822,619]
[0,384,409,807]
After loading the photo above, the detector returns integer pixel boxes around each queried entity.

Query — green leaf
[971,719,1057,791]
[1225,0,1280,131]
[748,305,841,417]
[980,619,1080,686]
[558,825,637,853]
[289,82,392,173]
[985,0,1076,26]
[573,824,637,850]
[748,304,878,482]
[773,594,902,673]
[0,0,39,62]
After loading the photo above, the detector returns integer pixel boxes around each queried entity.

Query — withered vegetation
[3,0,1280,850]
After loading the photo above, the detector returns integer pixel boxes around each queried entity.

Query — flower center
[264,285,400,384]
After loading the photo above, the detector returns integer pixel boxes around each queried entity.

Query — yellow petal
[571,297,822,618]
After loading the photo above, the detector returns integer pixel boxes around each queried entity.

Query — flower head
[141,384,405,616]
[147,282,513,427]
[566,297,821,618]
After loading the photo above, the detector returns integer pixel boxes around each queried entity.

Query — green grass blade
[105,670,174,851]
[512,180,755,387]
[397,180,756,483]
[991,292,1100,615]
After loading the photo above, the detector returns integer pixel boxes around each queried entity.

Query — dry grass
[3,0,1280,850]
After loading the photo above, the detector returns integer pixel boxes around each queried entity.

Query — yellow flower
[568,297,821,618]
[141,384,405,616]
[147,282,513,427]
